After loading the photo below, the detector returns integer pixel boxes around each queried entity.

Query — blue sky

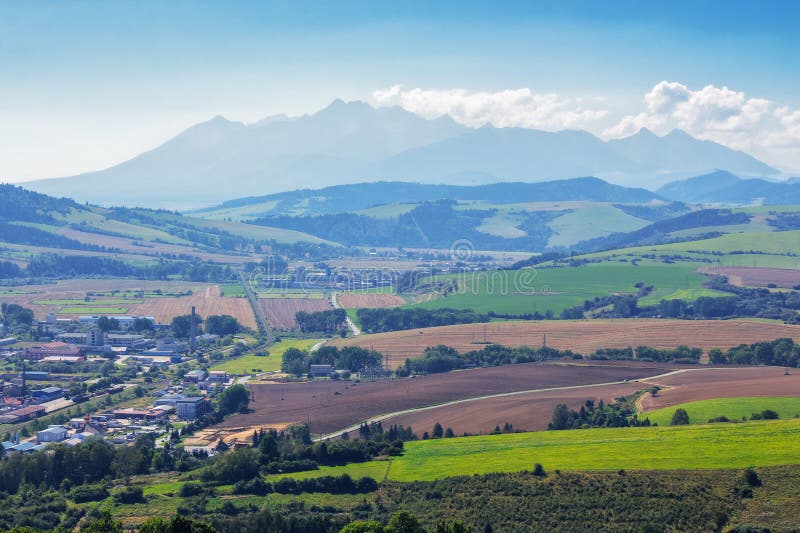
[2,0,799,180]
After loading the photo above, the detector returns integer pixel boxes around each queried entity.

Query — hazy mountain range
[23,100,780,209]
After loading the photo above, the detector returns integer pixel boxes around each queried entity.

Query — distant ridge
[658,170,800,205]
[23,101,780,209]
[192,177,663,219]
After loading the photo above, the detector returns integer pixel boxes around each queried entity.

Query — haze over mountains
[24,100,780,209]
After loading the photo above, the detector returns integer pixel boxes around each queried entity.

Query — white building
[37,425,68,443]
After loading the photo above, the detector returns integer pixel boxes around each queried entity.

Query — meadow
[644,396,800,426]
[414,263,709,315]
[210,338,320,374]
[282,419,800,482]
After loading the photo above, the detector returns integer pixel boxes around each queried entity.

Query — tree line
[356,307,490,333]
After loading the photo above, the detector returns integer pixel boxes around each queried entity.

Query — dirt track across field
[331,319,800,366]
[387,366,800,436]
[217,360,683,435]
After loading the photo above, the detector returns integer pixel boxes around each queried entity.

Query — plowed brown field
[698,266,800,288]
[332,319,800,366]
[217,360,681,435]
[258,297,333,330]
[391,366,800,436]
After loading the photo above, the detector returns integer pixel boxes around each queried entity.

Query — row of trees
[356,307,490,334]
[170,314,242,339]
[400,344,579,375]
[295,309,347,334]
[281,345,383,375]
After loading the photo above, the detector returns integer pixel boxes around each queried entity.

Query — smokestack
[190,306,197,352]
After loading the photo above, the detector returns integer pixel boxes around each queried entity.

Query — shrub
[670,408,690,426]
[113,486,144,504]
[69,485,108,503]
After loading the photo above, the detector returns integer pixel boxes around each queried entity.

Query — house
[37,425,68,443]
[78,316,155,329]
[310,364,335,377]
[68,417,87,430]
[31,386,64,403]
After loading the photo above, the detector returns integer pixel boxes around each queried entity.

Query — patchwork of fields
[0,279,257,328]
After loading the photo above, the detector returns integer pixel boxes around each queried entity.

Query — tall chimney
[190,306,197,352]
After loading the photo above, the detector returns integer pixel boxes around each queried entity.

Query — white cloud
[604,81,800,172]
[371,85,608,131]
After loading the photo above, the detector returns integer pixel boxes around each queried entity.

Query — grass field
[58,306,128,314]
[33,298,144,305]
[546,205,649,248]
[414,264,709,315]
[219,284,246,297]
[645,397,800,426]
[290,419,800,482]
[210,338,320,374]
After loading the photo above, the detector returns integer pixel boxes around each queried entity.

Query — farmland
[645,396,800,426]
[257,297,332,330]
[412,264,709,315]
[698,266,800,288]
[0,279,257,328]
[283,419,800,482]
[210,338,320,374]
[216,360,681,435]
[639,366,800,412]
[337,292,406,309]
[387,366,800,436]
[332,318,800,366]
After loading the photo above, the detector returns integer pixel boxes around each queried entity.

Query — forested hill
[0,184,83,223]
[193,177,662,219]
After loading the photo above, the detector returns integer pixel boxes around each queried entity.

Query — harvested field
[698,266,800,288]
[216,360,681,435]
[0,279,256,328]
[639,366,800,412]
[127,285,256,329]
[258,297,332,330]
[331,319,800,366]
[337,292,405,309]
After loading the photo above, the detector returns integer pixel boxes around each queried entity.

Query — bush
[113,486,144,504]
[233,477,272,496]
[69,485,108,503]
[532,464,546,477]
[670,408,690,426]
[179,482,203,498]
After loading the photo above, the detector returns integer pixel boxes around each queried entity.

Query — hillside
[658,170,800,204]
[0,185,337,272]
[192,177,663,220]
[23,101,779,208]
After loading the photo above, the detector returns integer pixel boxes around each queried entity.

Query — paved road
[312,367,712,441]
[331,291,361,336]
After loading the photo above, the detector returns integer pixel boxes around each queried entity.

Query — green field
[34,298,144,306]
[357,203,419,218]
[58,306,128,314]
[645,397,800,426]
[546,205,649,248]
[210,338,320,374]
[219,284,245,297]
[283,419,800,482]
[414,263,709,315]
[258,291,325,299]
[579,230,800,270]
